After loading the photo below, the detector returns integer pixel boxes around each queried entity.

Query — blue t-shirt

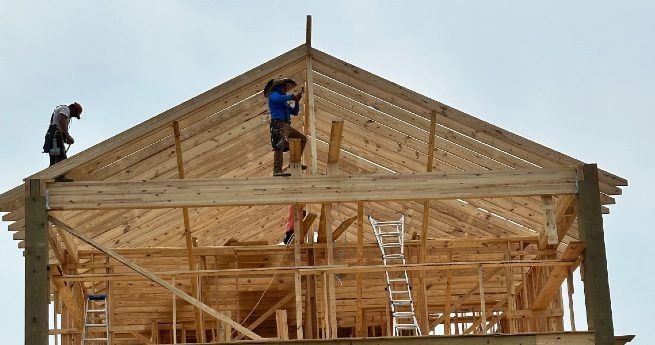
[268,88,300,122]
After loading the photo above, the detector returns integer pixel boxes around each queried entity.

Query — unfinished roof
[0,43,627,252]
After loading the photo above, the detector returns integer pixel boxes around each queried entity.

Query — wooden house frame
[1,16,632,345]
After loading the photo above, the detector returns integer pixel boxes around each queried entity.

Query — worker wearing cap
[264,78,307,176]
[43,102,83,168]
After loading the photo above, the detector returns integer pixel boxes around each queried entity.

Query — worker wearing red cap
[43,102,83,170]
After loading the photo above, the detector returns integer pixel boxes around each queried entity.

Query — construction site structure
[0,16,634,345]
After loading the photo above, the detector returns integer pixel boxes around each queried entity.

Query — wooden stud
[443,249,453,335]
[305,15,318,175]
[289,138,305,340]
[567,271,576,331]
[539,195,559,249]
[356,202,364,337]
[531,241,586,309]
[576,164,614,345]
[25,179,49,345]
[276,309,289,340]
[478,266,487,334]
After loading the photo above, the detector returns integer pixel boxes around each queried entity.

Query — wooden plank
[567,271,576,331]
[539,196,559,249]
[276,309,289,340]
[305,16,318,175]
[556,195,576,242]
[331,216,356,241]
[173,120,205,342]
[47,168,578,210]
[532,241,586,309]
[355,202,364,337]
[290,139,305,340]
[25,179,49,345]
[48,216,262,340]
[576,164,614,345]
[51,276,84,329]
[478,266,487,333]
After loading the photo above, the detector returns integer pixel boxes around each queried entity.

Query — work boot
[284,164,308,171]
[282,230,295,245]
[54,175,74,182]
[273,171,291,177]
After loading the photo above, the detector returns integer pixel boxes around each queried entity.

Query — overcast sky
[1,1,652,344]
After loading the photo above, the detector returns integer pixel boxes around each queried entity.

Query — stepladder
[369,214,422,336]
[83,294,110,344]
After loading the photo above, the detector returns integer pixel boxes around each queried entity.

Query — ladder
[369,215,422,336]
[83,294,109,344]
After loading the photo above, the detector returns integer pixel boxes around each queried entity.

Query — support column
[290,138,305,340]
[25,179,49,345]
[576,164,614,345]
[304,14,318,175]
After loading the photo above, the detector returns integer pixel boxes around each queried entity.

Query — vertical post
[417,110,437,333]
[290,138,305,340]
[567,271,576,331]
[172,277,177,344]
[355,202,364,337]
[304,14,318,175]
[172,121,205,342]
[25,179,49,345]
[576,164,614,345]
[444,249,453,335]
[276,310,290,340]
[478,266,486,334]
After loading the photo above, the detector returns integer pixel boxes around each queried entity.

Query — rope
[231,233,293,338]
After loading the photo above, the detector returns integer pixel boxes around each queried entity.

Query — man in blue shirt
[264,78,307,176]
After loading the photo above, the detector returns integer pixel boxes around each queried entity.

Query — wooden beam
[576,164,614,345]
[290,139,305,340]
[50,275,84,329]
[355,202,364,337]
[532,241,586,309]
[25,179,49,345]
[556,195,576,242]
[276,310,289,340]
[47,167,578,210]
[172,120,205,343]
[331,216,356,241]
[301,212,317,243]
[567,271,576,331]
[478,266,487,333]
[538,195,559,249]
[305,15,318,175]
[48,216,262,340]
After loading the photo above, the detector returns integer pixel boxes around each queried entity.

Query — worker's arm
[57,114,74,144]
[269,91,294,104]
[288,100,300,116]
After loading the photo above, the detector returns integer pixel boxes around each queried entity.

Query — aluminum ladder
[369,214,422,336]
[82,294,109,344]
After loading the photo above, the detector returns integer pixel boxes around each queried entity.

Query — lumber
[576,164,614,345]
[25,179,49,345]
[290,139,305,340]
[331,216,356,241]
[234,292,294,341]
[46,167,578,210]
[48,216,262,340]
[305,15,318,175]
[173,120,205,342]
[531,241,586,309]
[276,309,289,340]
[539,195,559,249]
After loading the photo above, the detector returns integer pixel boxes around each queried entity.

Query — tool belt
[43,124,65,157]
[269,119,290,152]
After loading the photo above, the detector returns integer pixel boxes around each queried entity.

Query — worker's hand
[293,93,303,102]
[65,135,75,145]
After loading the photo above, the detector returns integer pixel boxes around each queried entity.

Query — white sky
[0,1,652,344]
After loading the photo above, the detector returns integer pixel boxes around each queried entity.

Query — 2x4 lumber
[25,179,49,345]
[539,196,559,249]
[51,276,84,329]
[556,195,576,242]
[172,120,205,342]
[290,139,305,340]
[355,202,364,337]
[478,266,487,333]
[305,15,318,175]
[28,45,306,181]
[48,216,262,340]
[311,47,626,190]
[531,241,585,309]
[576,164,614,345]
[47,167,578,210]
[332,216,357,241]
[276,309,289,340]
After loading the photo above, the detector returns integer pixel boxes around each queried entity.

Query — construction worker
[264,78,306,177]
[43,102,83,180]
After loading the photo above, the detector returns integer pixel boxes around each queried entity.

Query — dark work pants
[270,121,307,173]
